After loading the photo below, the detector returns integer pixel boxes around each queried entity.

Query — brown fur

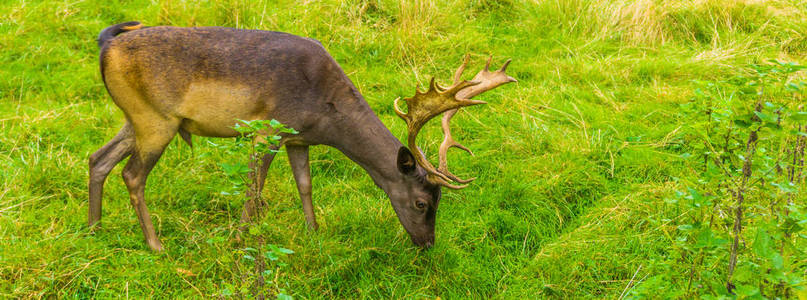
[90,22,442,251]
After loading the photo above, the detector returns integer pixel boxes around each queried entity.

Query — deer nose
[413,235,434,249]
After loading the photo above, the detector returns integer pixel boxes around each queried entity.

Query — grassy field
[1,0,806,298]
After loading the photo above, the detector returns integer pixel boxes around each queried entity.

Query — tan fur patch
[176,80,270,137]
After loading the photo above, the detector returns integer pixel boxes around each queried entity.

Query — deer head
[390,55,516,247]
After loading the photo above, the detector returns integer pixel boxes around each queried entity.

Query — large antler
[393,54,516,189]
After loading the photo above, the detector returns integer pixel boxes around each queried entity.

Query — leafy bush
[210,119,298,299]
[630,61,807,298]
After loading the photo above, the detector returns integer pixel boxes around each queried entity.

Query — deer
[89,21,516,251]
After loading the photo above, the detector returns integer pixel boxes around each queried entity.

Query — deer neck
[327,93,404,194]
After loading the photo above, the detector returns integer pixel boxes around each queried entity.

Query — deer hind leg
[122,118,180,252]
[89,122,135,228]
[287,145,318,230]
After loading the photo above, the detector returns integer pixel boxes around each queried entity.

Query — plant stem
[726,103,762,293]
[687,251,706,295]
[248,146,267,300]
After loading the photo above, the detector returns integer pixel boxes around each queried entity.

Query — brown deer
[89,21,515,251]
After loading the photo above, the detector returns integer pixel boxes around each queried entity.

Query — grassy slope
[1,0,805,298]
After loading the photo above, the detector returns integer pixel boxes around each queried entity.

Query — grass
[1,0,806,298]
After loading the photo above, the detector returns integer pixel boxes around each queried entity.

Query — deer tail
[97,21,143,48]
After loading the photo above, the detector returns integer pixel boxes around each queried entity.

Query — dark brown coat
[90,22,440,251]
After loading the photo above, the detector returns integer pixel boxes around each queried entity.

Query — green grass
[1,0,806,298]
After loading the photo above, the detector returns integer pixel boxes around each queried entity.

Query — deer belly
[176,80,272,137]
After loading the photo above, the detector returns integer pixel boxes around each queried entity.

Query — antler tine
[395,55,515,189]
[436,55,517,186]
[413,146,468,189]
[392,97,408,120]
[456,57,517,100]
[453,54,471,85]
[500,58,512,72]
[437,54,478,184]
[394,75,484,186]
[438,109,476,184]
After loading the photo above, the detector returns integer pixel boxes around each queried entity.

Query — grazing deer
[90,21,515,251]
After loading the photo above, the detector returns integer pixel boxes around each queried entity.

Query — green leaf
[762,122,782,132]
[694,227,726,249]
[791,112,807,121]
[786,273,803,287]
[277,293,294,300]
[771,253,784,270]
[206,236,225,244]
[677,224,694,231]
[786,82,803,92]
[220,163,250,176]
[753,111,778,123]
[733,283,761,298]
[687,188,703,201]
[752,228,774,259]
[771,182,797,193]
[285,127,299,134]
[734,119,752,128]
[686,188,710,207]
[739,86,757,95]
[232,123,253,134]
[264,251,279,261]
[782,217,803,235]
[277,247,294,254]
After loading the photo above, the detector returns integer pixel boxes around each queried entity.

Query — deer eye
[415,201,427,209]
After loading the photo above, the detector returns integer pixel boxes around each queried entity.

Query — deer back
[100,26,359,144]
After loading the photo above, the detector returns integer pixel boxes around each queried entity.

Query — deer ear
[397,147,417,175]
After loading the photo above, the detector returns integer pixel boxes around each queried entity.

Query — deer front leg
[287,145,318,230]
[241,150,277,224]
[257,149,278,194]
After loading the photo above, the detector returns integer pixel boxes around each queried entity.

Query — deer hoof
[147,238,164,252]
[306,221,319,231]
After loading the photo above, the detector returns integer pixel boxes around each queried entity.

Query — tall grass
[1,0,805,298]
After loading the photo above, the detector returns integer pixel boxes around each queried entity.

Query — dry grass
[1,0,805,298]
